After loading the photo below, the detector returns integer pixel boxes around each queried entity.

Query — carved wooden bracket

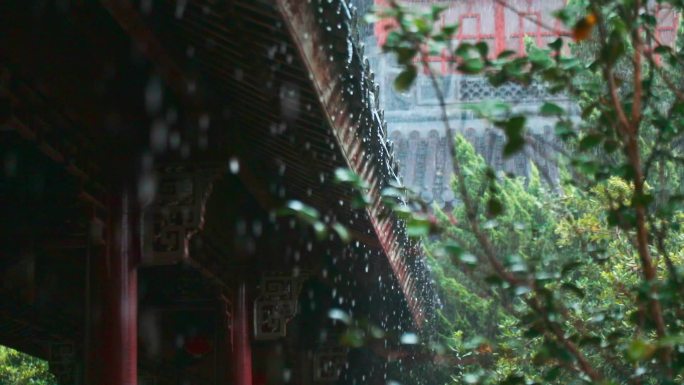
[313,345,347,382]
[253,271,309,340]
[143,164,220,266]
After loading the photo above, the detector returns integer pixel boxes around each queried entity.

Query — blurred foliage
[364,0,684,383]
[285,0,684,383]
[0,346,55,385]
[427,137,684,384]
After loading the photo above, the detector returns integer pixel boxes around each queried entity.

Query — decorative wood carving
[313,346,347,382]
[253,271,309,340]
[143,164,219,265]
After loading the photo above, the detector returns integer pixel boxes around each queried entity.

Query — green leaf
[340,328,365,348]
[440,241,463,258]
[475,41,489,58]
[504,116,526,136]
[603,30,626,65]
[463,373,480,384]
[458,57,485,74]
[328,308,352,324]
[464,335,489,350]
[497,50,516,59]
[486,197,504,217]
[380,186,405,207]
[334,168,369,189]
[561,282,585,298]
[393,205,413,220]
[548,38,563,51]
[640,13,656,27]
[454,42,473,58]
[554,120,575,139]
[363,14,380,24]
[381,186,405,199]
[394,65,417,91]
[485,275,503,287]
[413,17,431,35]
[467,100,511,118]
[626,339,656,362]
[503,136,524,157]
[544,367,561,381]
[579,133,603,151]
[395,47,418,65]
[603,139,619,153]
[527,47,554,68]
[502,116,526,157]
[313,221,327,240]
[406,216,430,238]
[654,45,671,54]
[657,334,684,347]
[559,57,581,70]
[561,261,582,275]
[441,23,458,37]
[552,8,570,24]
[430,4,447,20]
[458,253,478,265]
[369,325,385,339]
[334,168,355,182]
[540,102,564,116]
[332,222,351,243]
[351,192,372,209]
[281,200,320,223]
[514,286,531,296]
[578,336,601,347]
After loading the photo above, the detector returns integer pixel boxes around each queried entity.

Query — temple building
[0,1,436,384]
[355,0,678,204]
[1,1,679,384]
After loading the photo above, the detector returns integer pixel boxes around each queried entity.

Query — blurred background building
[354,0,677,205]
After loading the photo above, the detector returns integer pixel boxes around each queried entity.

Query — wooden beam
[99,0,197,109]
[100,0,382,250]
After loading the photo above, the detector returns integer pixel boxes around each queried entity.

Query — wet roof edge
[276,0,437,330]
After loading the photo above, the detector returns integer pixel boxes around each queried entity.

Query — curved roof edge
[276,0,438,330]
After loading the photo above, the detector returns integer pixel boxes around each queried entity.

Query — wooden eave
[102,0,436,329]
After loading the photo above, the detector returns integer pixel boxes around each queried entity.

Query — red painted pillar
[233,282,253,385]
[101,190,139,385]
[494,0,506,56]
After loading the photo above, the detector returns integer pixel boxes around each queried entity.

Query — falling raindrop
[175,0,188,18]
[150,119,168,153]
[140,0,153,14]
[138,171,157,206]
[169,131,181,150]
[400,332,419,345]
[280,82,300,122]
[145,77,163,115]
[229,157,240,174]
[198,113,210,130]
[252,221,262,237]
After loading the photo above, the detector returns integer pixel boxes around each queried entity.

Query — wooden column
[233,282,253,385]
[99,190,139,385]
[494,0,507,56]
